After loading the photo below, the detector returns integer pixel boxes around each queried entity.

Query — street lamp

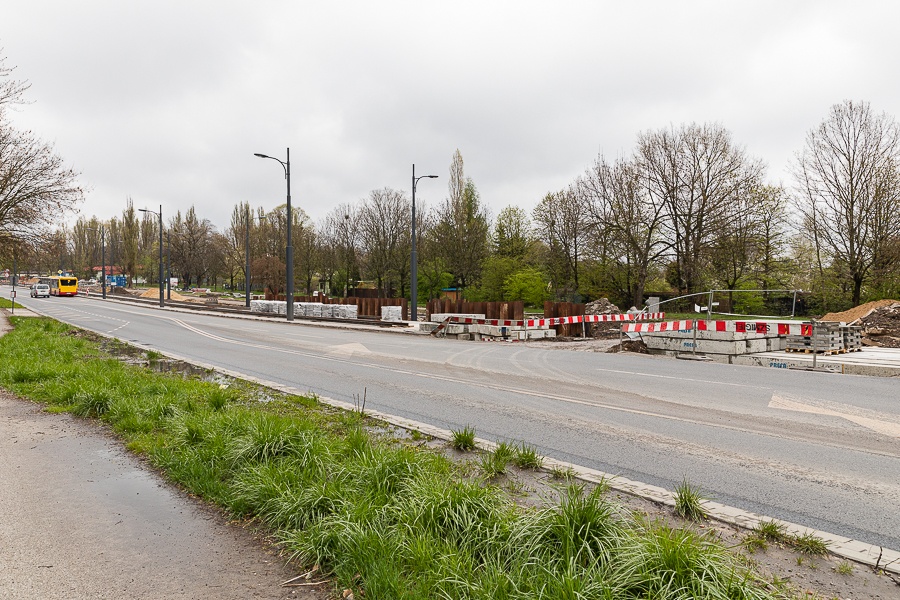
[245,204,252,308]
[254,149,293,321]
[139,205,164,308]
[166,230,171,301]
[87,226,107,299]
[411,164,438,322]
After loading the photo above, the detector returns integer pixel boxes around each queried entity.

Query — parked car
[30,284,50,298]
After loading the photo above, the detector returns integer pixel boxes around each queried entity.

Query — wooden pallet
[785,347,844,355]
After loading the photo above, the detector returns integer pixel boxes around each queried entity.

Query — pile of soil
[585,298,625,339]
[584,297,621,315]
[821,299,899,323]
[859,303,900,348]
[139,288,189,301]
[821,299,900,348]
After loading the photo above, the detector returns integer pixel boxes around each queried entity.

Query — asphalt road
[8,289,900,552]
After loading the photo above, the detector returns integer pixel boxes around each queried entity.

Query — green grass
[834,561,854,575]
[513,442,543,470]
[752,519,790,543]
[0,316,790,600]
[450,424,477,451]
[793,532,829,556]
[674,478,708,521]
[0,297,25,309]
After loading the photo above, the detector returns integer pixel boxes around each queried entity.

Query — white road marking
[769,393,900,439]
[595,367,770,390]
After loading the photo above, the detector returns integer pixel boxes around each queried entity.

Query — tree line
[2,46,898,313]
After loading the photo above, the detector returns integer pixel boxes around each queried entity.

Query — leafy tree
[503,267,550,307]
[425,150,490,297]
[492,205,536,260]
[532,187,588,300]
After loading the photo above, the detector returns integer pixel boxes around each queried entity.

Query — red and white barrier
[635,312,666,320]
[696,320,809,336]
[430,312,668,336]
[621,319,810,336]
[622,320,694,333]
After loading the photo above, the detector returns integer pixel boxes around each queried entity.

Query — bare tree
[168,206,218,287]
[0,50,81,257]
[358,187,410,296]
[637,123,764,294]
[0,49,30,114]
[795,100,900,305]
[0,119,83,253]
[581,154,668,307]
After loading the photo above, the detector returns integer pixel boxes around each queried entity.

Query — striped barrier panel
[622,320,695,333]
[635,312,666,320]
[431,312,669,336]
[696,320,810,336]
[621,320,810,336]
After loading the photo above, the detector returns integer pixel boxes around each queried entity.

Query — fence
[426,299,524,321]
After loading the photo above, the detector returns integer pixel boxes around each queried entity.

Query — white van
[31,284,50,298]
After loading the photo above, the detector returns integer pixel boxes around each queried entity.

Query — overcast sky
[4,1,900,233]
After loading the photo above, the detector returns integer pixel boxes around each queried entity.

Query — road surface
[8,289,900,553]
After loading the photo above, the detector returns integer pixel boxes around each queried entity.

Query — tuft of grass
[834,560,854,575]
[550,465,576,481]
[146,349,164,361]
[450,425,476,451]
[207,386,231,411]
[742,532,768,553]
[753,519,790,543]
[513,442,543,470]
[674,478,708,521]
[478,441,515,478]
[793,532,829,556]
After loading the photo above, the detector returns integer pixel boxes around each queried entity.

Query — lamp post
[166,230,171,301]
[139,205,164,308]
[244,204,252,308]
[254,149,293,321]
[411,164,438,322]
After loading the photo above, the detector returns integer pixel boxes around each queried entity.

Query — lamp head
[254,153,268,158]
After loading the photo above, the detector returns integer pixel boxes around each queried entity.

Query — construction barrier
[621,320,694,333]
[696,320,810,336]
[430,313,667,337]
[622,320,810,336]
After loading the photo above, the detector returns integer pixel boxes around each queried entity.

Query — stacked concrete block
[381,306,403,321]
[786,323,843,354]
[430,313,486,322]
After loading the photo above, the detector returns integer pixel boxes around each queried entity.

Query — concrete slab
[737,347,900,377]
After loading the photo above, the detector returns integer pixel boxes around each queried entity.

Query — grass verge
[0,316,792,599]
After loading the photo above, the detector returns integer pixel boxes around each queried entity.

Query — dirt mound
[584,298,624,339]
[584,298,621,315]
[821,299,900,324]
[139,288,188,301]
[858,304,900,348]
